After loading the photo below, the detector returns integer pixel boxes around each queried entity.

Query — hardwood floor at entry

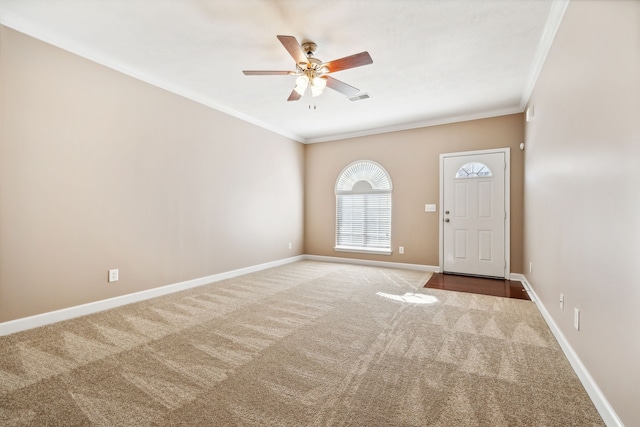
[425,273,530,300]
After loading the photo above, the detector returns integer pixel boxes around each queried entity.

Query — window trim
[334,160,392,255]
[333,246,393,255]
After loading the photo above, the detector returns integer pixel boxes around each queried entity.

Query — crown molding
[1,4,556,146]
[0,13,306,143]
[304,106,524,144]
[519,0,570,110]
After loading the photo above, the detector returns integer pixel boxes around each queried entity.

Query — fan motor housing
[301,41,317,56]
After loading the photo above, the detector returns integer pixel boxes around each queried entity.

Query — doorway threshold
[425,273,529,300]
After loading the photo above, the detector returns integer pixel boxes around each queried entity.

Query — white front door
[441,150,508,278]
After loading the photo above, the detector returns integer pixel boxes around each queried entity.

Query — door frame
[438,147,511,278]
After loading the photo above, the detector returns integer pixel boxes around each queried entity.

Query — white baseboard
[0,255,304,337]
[509,272,525,282]
[303,254,440,272]
[1,254,435,336]
[1,255,622,426]
[519,276,623,427]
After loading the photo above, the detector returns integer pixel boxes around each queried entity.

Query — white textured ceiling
[0,0,566,143]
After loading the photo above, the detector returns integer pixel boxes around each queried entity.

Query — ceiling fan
[243,35,373,101]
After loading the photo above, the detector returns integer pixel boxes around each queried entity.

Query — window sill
[334,246,392,256]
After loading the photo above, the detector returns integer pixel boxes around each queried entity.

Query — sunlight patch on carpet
[375,291,439,304]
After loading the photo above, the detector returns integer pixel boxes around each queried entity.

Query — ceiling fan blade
[243,70,293,75]
[325,76,360,97]
[287,89,302,102]
[324,51,373,73]
[277,35,308,64]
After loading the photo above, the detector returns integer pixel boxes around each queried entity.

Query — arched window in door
[455,162,493,178]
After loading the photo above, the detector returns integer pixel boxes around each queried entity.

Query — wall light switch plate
[425,204,437,212]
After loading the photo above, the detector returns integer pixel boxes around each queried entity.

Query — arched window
[455,162,493,178]
[335,161,392,254]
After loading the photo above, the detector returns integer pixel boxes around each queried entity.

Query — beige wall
[3,1,637,422]
[305,114,524,272]
[0,26,305,322]
[524,1,639,425]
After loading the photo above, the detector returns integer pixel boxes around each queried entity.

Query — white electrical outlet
[288,242,292,250]
[559,293,564,311]
[529,262,533,274]
[399,246,404,254]
[574,308,580,331]
[108,269,119,283]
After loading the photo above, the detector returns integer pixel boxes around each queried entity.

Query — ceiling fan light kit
[294,75,308,95]
[243,35,372,101]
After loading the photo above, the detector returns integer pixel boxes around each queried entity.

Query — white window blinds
[335,161,392,254]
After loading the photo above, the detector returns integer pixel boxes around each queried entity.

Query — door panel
[454,230,468,260]
[478,182,492,217]
[454,182,467,217]
[478,230,492,261]
[442,152,506,278]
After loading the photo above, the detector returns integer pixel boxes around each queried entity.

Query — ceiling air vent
[348,93,371,102]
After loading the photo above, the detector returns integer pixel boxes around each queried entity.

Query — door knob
[445,210,450,214]
[444,218,450,223]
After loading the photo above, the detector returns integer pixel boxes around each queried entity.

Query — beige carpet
[0,261,603,426]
